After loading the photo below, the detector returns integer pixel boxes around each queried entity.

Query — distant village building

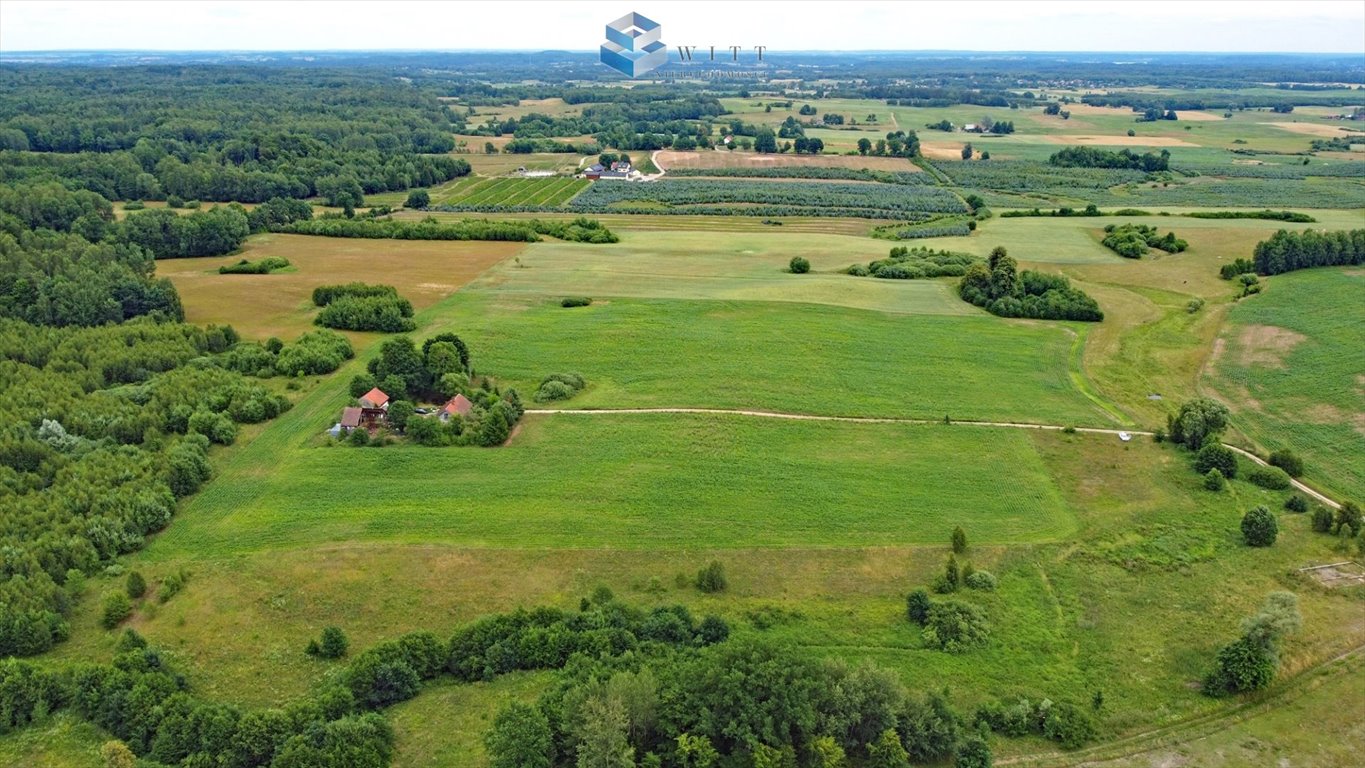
[584,160,639,181]
[440,393,474,421]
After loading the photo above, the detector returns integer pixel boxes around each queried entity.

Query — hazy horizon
[2,0,1363,55]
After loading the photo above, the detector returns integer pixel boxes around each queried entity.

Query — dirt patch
[1171,110,1226,122]
[1302,403,1365,437]
[1039,134,1199,147]
[1301,561,1365,589]
[654,150,922,172]
[1234,324,1307,368]
[1259,121,1356,138]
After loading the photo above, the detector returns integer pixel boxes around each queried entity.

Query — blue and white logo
[600,11,666,78]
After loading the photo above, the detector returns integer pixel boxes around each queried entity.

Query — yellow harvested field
[655,150,922,172]
[1060,103,1141,117]
[1039,134,1199,146]
[157,234,523,341]
[919,141,972,160]
[1171,110,1226,122]
[1260,121,1360,137]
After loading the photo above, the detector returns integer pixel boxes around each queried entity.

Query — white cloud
[1,0,1362,53]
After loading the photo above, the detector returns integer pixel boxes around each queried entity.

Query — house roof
[340,407,363,428]
[360,387,389,408]
[442,393,473,417]
[587,163,605,172]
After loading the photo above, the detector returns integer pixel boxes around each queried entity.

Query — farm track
[522,408,1342,509]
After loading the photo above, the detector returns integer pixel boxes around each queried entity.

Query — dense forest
[0,67,470,203]
[0,175,357,656]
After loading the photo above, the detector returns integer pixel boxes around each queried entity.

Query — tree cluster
[1101,224,1188,259]
[851,246,980,279]
[1049,146,1170,172]
[312,283,415,333]
[959,247,1104,321]
[1251,228,1365,275]
[486,638,973,767]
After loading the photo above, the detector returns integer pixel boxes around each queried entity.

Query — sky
[1,0,1363,54]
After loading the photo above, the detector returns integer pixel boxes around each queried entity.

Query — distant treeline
[278,216,619,243]
[1253,229,1365,275]
[0,66,469,203]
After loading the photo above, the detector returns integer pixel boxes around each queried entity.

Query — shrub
[101,592,132,630]
[1268,449,1304,477]
[560,296,592,307]
[906,589,932,625]
[1204,468,1227,491]
[1311,506,1335,533]
[964,571,997,591]
[1247,466,1291,490]
[696,561,727,593]
[789,256,811,273]
[1284,495,1308,513]
[954,732,991,768]
[1193,443,1237,479]
[923,601,990,652]
[125,571,146,599]
[1042,702,1097,749]
[534,372,586,403]
[319,626,349,659]
[1241,506,1278,547]
[158,568,189,603]
[485,702,553,768]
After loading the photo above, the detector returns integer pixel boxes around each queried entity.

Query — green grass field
[422,294,1105,424]
[1206,267,1365,502]
[151,416,1078,555]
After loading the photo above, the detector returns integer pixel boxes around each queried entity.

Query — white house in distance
[584,160,641,181]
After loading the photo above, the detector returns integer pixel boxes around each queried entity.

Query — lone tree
[404,189,431,209]
[951,526,968,554]
[1241,505,1279,547]
[125,571,146,599]
[906,588,932,625]
[1334,501,1363,537]
[961,143,974,160]
[789,256,811,274]
[1204,592,1300,696]
[1194,444,1237,479]
[1169,398,1230,451]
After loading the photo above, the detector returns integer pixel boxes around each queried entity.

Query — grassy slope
[1205,267,1365,502]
